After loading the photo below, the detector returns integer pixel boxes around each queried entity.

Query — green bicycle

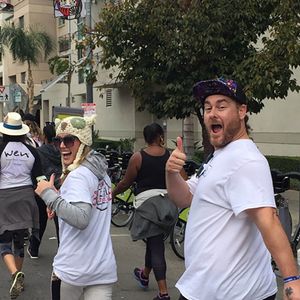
[111,182,135,227]
[170,207,189,260]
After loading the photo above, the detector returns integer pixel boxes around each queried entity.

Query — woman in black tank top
[112,123,171,300]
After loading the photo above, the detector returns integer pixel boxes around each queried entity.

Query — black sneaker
[27,247,39,259]
[133,267,149,289]
[153,293,171,300]
[10,271,24,299]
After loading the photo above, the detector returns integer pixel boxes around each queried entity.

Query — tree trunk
[182,115,194,160]
[66,72,72,107]
[195,109,214,160]
[27,61,35,114]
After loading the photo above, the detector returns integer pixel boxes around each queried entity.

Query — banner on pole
[81,103,96,117]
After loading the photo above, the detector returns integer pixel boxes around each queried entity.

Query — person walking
[27,122,62,258]
[0,112,42,299]
[22,113,43,147]
[166,78,300,300]
[113,123,177,300]
[35,115,117,300]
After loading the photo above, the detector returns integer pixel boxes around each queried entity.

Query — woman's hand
[35,174,57,196]
[47,207,56,219]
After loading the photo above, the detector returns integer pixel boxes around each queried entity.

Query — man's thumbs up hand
[166,136,187,174]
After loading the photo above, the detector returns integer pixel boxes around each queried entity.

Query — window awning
[40,71,68,93]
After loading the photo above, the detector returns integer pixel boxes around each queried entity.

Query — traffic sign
[0,86,9,102]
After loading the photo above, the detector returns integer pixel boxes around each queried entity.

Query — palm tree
[0,25,54,113]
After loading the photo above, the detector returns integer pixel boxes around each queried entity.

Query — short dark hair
[43,123,56,143]
[143,123,164,144]
[3,134,26,143]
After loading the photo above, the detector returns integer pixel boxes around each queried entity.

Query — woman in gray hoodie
[35,115,117,300]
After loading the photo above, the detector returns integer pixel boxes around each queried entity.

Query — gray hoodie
[40,150,108,230]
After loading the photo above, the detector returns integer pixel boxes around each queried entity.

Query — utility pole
[85,0,93,103]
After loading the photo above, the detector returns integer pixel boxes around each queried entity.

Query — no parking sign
[0,86,9,102]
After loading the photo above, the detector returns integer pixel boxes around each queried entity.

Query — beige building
[0,0,299,156]
[0,0,57,115]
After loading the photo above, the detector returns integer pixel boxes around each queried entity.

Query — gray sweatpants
[60,281,113,300]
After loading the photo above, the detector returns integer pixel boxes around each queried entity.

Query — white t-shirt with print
[53,165,117,286]
[177,139,277,300]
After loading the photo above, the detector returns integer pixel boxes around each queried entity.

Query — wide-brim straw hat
[0,112,30,136]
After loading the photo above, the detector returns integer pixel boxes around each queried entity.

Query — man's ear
[239,104,247,120]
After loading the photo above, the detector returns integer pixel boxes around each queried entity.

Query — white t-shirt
[53,165,117,286]
[177,139,277,300]
[0,142,35,189]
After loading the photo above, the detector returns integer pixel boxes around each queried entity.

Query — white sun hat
[0,112,30,136]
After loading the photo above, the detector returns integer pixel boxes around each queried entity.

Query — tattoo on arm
[285,286,293,297]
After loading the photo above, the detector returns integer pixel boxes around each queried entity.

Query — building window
[58,18,65,27]
[9,75,16,84]
[21,72,26,83]
[58,34,71,53]
[106,89,112,107]
[78,69,84,84]
[19,16,24,29]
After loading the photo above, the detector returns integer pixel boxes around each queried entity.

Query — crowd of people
[1,77,300,300]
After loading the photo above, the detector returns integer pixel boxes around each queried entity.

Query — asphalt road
[1,190,299,300]
[0,220,185,300]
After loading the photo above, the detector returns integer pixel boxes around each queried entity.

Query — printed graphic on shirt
[92,178,111,211]
[4,149,30,160]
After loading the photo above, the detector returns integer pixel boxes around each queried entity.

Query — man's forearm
[166,171,192,208]
[265,218,298,278]
[248,207,298,277]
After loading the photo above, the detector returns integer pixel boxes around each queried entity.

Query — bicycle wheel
[170,218,186,260]
[111,199,134,227]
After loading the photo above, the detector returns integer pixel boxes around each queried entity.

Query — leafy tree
[92,0,300,157]
[0,25,54,113]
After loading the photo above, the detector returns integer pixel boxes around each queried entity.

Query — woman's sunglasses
[53,135,78,148]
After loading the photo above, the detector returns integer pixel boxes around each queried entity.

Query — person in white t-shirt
[166,78,300,300]
[35,115,117,300]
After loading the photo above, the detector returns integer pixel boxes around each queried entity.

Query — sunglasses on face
[53,135,78,148]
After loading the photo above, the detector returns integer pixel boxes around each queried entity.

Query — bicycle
[169,159,200,260]
[170,206,189,259]
[106,150,136,227]
[270,169,300,275]
[111,182,135,227]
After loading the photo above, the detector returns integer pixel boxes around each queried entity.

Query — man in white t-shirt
[166,78,300,300]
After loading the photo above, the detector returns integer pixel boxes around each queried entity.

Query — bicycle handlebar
[271,169,300,194]
[280,172,300,181]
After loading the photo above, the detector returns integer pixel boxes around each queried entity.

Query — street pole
[85,0,93,103]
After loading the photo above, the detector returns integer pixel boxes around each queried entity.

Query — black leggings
[145,234,166,281]
[178,293,276,300]
[30,195,60,252]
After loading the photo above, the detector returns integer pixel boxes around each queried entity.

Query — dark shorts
[0,229,26,257]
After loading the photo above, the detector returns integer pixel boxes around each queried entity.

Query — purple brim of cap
[193,79,247,105]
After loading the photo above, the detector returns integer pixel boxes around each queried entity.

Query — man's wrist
[283,275,300,284]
